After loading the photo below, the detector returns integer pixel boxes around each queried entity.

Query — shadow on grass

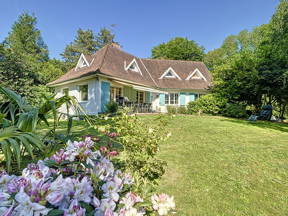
[220,118,288,133]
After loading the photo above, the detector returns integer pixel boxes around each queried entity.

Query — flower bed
[0,137,175,216]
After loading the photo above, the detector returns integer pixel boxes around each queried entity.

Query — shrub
[187,94,227,115]
[223,103,248,118]
[94,109,170,191]
[166,106,177,114]
[0,137,175,215]
[177,106,187,114]
[105,101,119,114]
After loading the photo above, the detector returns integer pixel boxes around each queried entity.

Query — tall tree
[257,0,288,118]
[61,27,117,68]
[151,37,205,61]
[3,12,49,63]
[0,44,34,98]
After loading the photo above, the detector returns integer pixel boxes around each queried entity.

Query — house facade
[48,43,212,114]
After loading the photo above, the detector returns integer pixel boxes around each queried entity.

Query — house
[47,43,212,114]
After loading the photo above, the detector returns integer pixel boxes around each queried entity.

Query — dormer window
[186,68,207,81]
[125,59,142,75]
[159,67,181,80]
[75,53,90,71]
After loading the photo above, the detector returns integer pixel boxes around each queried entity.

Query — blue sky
[0,0,279,59]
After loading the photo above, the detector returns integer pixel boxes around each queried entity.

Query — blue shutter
[189,93,195,102]
[101,81,110,112]
[180,93,186,105]
[159,94,165,105]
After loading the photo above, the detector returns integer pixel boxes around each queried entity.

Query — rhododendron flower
[120,192,143,209]
[64,199,85,216]
[7,177,29,193]
[151,193,175,216]
[92,157,114,181]
[50,149,68,163]
[46,175,74,207]
[102,181,120,201]
[108,151,118,157]
[14,187,50,216]
[0,192,11,207]
[106,132,118,138]
[119,207,145,216]
[73,177,93,203]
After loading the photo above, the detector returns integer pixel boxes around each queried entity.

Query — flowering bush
[0,137,175,216]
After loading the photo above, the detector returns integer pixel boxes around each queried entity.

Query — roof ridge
[139,58,158,87]
[98,45,110,71]
[142,58,204,64]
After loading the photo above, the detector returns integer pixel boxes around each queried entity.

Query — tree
[213,51,261,108]
[151,37,205,61]
[3,12,49,63]
[0,44,35,99]
[257,0,288,118]
[61,27,117,68]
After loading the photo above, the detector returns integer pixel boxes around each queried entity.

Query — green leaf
[47,209,64,216]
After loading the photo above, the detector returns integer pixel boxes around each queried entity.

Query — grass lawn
[38,115,288,215]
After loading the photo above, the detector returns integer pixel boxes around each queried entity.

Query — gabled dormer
[75,53,90,71]
[159,67,181,80]
[125,58,142,75]
[186,68,207,81]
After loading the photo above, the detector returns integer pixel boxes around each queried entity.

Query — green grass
[146,115,288,216]
[37,115,288,215]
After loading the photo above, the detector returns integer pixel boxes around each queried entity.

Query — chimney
[110,42,121,49]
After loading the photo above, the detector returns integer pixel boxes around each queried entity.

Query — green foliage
[0,126,43,172]
[187,94,227,115]
[61,26,117,68]
[0,44,35,98]
[105,101,119,114]
[152,37,205,61]
[166,106,187,114]
[96,110,169,191]
[166,106,177,114]
[0,86,90,171]
[213,51,261,107]
[222,103,248,118]
[3,12,49,63]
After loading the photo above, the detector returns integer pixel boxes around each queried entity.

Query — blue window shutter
[101,81,110,112]
[189,93,195,102]
[180,93,186,105]
[159,94,165,105]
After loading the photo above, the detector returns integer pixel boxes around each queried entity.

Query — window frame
[110,86,123,102]
[136,91,145,103]
[164,93,179,105]
[79,84,89,102]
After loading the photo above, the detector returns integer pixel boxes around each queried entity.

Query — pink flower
[108,151,118,157]
[106,132,118,138]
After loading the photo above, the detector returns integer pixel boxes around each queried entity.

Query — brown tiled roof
[48,44,212,90]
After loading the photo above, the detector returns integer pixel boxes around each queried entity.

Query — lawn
[38,115,288,215]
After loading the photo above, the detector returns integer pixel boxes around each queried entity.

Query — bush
[105,101,119,113]
[0,137,175,215]
[187,94,227,115]
[167,106,177,114]
[94,109,170,191]
[177,106,187,114]
[223,103,248,118]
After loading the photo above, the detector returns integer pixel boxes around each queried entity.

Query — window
[110,87,122,102]
[136,91,144,103]
[63,88,69,96]
[165,93,179,105]
[79,85,88,101]
[125,59,142,74]
[186,68,207,81]
[160,67,181,80]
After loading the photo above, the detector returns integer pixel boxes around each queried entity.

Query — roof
[48,44,212,90]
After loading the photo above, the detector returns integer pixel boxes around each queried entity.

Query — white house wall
[55,78,100,115]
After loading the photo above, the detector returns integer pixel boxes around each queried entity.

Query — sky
[0,0,280,59]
